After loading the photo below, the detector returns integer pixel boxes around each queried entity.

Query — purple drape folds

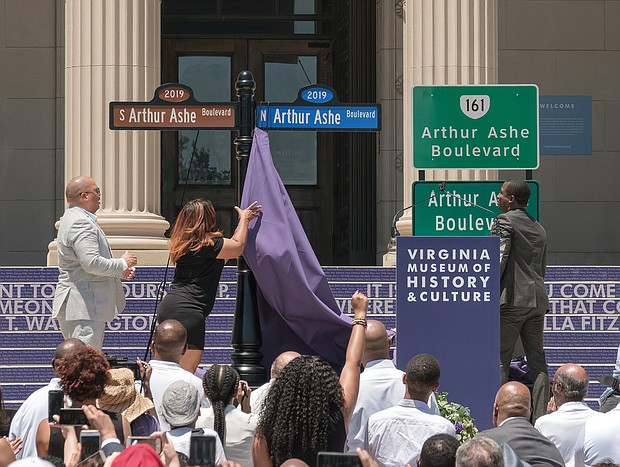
[240,128,352,369]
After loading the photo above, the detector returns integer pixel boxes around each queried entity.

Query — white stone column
[384,0,499,265]
[48,0,170,266]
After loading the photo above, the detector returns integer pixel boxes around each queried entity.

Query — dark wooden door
[162,39,334,263]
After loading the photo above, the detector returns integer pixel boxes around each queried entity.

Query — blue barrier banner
[3,264,620,429]
[396,236,500,430]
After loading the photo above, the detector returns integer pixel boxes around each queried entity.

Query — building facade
[0,0,617,267]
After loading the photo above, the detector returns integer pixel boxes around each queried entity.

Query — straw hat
[97,367,154,423]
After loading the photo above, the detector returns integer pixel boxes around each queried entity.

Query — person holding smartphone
[160,380,227,465]
[252,291,369,467]
[197,365,256,465]
[35,347,130,458]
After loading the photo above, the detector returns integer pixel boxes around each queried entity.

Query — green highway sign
[413,85,539,169]
[412,180,540,236]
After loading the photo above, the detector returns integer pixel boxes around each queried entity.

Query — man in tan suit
[493,180,549,423]
[52,176,137,348]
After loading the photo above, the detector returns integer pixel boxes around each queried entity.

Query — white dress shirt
[249,380,272,415]
[346,359,406,453]
[9,378,62,459]
[535,401,602,467]
[574,403,620,466]
[367,399,455,467]
[196,404,257,466]
[149,359,210,431]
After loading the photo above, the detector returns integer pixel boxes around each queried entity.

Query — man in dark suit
[492,180,550,422]
[52,176,138,348]
[478,382,564,467]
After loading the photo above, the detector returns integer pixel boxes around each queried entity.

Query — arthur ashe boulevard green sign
[412,181,540,236]
[413,85,539,169]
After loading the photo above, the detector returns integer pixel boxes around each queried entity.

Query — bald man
[251,350,300,414]
[52,176,137,348]
[478,382,563,467]
[535,364,602,466]
[346,320,406,452]
[148,319,210,431]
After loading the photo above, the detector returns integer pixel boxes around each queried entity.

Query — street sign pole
[231,71,265,386]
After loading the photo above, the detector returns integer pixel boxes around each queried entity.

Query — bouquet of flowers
[435,391,478,443]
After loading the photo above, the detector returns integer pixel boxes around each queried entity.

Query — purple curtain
[240,128,352,369]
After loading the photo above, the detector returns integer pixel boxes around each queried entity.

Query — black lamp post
[231,71,267,387]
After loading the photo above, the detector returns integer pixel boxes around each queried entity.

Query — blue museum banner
[396,236,500,429]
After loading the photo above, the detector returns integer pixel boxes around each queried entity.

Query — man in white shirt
[9,338,86,459]
[346,320,406,453]
[250,351,300,415]
[574,401,620,466]
[148,319,209,431]
[367,354,455,467]
[535,364,602,467]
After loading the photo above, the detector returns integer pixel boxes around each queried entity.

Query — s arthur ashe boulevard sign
[256,84,381,131]
[110,83,236,130]
[413,85,539,169]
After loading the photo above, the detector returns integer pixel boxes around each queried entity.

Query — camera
[59,407,89,426]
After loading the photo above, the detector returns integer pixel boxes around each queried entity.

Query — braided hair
[256,355,344,466]
[202,364,240,443]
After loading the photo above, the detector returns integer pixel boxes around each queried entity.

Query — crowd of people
[2,307,620,467]
[4,176,617,467]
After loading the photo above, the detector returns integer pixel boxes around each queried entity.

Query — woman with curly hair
[35,346,130,458]
[196,365,256,465]
[252,291,369,467]
[157,198,261,373]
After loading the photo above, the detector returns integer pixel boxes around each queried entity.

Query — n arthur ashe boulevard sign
[412,180,540,236]
[256,84,381,131]
[413,85,539,169]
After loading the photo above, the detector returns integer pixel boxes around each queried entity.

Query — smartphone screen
[126,436,162,453]
[59,407,89,426]
[48,390,64,422]
[80,430,101,461]
[316,452,363,467]
[77,450,106,467]
[189,434,216,467]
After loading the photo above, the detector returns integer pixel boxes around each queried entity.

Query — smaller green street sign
[412,180,540,236]
[413,85,539,169]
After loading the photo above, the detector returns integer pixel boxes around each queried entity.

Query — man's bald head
[281,459,310,467]
[66,176,94,202]
[271,351,301,379]
[363,320,390,364]
[65,176,100,213]
[493,382,531,426]
[53,338,87,374]
[553,363,589,404]
[153,320,188,362]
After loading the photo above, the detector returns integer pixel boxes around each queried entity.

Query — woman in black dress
[158,199,261,373]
